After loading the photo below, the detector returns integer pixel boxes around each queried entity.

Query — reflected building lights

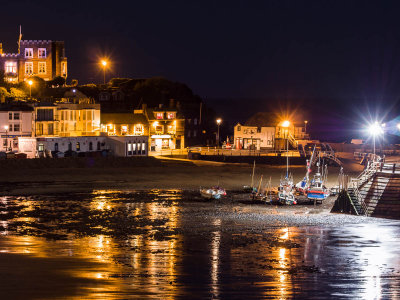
[210,218,221,299]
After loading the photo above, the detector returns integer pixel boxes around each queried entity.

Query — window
[8,112,12,120]
[257,127,261,133]
[167,112,175,119]
[194,118,198,125]
[68,142,72,151]
[38,62,46,74]
[5,61,17,73]
[237,126,241,131]
[187,130,191,138]
[193,130,197,137]
[167,125,175,134]
[97,141,101,151]
[155,125,163,134]
[25,62,33,75]
[76,142,80,151]
[25,48,33,58]
[38,144,44,152]
[8,124,13,132]
[55,143,58,151]
[156,112,163,119]
[38,48,46,58]
[89,142,93,151]
[142,143,146,154]
[61,62,67,77]
[37,109,54,121]
[13,124,20,132]
[134,124,144,135]
[48,123,54,135]
[127,143,132,156]
[121,125,128,135]
[14,113,20,120]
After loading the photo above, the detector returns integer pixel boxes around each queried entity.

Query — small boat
[306,163,329,203]
[200,186,226,199]
[278,175,297,205]
[278,137,296,205]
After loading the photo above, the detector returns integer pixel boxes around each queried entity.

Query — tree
[9,87,27,98]
[48,76,66,87]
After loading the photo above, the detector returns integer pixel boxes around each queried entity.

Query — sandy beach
[0,155,363,196]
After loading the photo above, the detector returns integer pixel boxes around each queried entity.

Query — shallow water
[0,190,399,299]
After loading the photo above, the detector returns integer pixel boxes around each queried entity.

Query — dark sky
[2,0,400,140]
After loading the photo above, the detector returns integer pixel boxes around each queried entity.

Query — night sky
[2,0,400,140]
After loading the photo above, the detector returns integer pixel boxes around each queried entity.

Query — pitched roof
[101,113,148,124]
[244,112,278,127]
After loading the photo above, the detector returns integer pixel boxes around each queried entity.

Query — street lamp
[101,60,108,84]
[282,120,290,176]
[368,122,384,159]
[304,120,308,137]
[28,80,33,97]
[4,125,8,151]
[216,118,222,147]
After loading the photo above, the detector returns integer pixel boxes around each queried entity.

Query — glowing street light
[304,120,308,136]
[101,60,108,84]
[368,122,384,158]
[27,80,33,97]
[281,120,291,176]
[397,123,400,131]
[216,118,222,147]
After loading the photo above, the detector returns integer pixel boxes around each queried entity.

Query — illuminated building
[234,112,308,150]
[100,103,185,152]
[0,103,34,152]
[0,30,67,83]
[34,101,100,137]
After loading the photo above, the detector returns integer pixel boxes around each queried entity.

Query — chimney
[169,98,175,108]
[0,43,3,54]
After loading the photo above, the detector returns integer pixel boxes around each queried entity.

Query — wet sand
[0,190,399,299]
[0,156,362,195]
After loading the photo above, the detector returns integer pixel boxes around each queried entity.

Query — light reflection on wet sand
[0,190,399,299]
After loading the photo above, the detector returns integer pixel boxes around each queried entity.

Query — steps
[347,188,365,215]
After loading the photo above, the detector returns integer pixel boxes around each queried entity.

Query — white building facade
[234,123,275,150]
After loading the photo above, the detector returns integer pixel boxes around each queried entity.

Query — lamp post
[282,120,290,177]
[216,118,222,147]
[101,60,107,84]
[28,80,33,98]
[304,120,308,138]
[4,125,8,152]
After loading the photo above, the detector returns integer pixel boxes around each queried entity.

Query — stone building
[0,35,67,83]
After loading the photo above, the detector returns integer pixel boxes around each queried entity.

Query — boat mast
[286,137,289,178]
[251,160,255,188]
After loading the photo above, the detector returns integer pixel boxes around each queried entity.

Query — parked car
[0,152,6,159]
[64,150,78,157]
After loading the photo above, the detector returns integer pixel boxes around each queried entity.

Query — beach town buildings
[0,34,67,83]
[234,112,309,150]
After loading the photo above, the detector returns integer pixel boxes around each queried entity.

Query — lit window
[5,61,17,73]
[155,125,163,134]
[237,126,241,131]
[38,62,46,74]
[121,125,128,135]
[167,112,175,119]
[61,62,67,77]
[134,124,144,135]
[25,62,33,75]
[76,142,80,151]
[156,112,163,119]
[25,48,33,58]
[168,125,175,134]
[38,48,46,58]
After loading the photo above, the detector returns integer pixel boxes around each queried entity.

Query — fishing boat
[200,186,226,199]
[278,174,297,205]
[306,162,329,203]
[278,134,296,205]
[295,146,316,194]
